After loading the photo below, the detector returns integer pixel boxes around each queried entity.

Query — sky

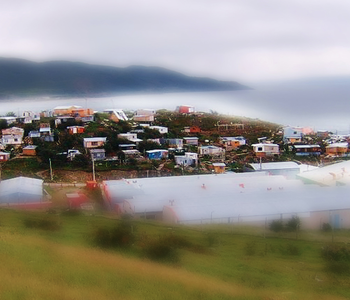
[1,0,350,83]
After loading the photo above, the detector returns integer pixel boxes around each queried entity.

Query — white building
[149,126,168,134]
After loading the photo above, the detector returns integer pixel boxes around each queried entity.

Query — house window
[257,147,263,151]
[91,142,98,146]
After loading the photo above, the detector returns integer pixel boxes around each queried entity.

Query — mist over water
[1,82,350,133]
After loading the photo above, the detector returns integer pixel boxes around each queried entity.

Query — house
[219,136,246,150]
[39,123,54,142]
[83,137,107,149]
[211,162,226,174]
[164,138,183,149]
[149,126,168,134]
[252,143,279,157]
[122,149,143,160]
[176,105,195,114]
[103,109,128,122]
[174,152,198,166]
[67,126,85,134]
[21,111,40,123]
[146,149,168,160]
[326,143,349,157]
[183,126,201,133]
[317,130,329,138]
[55,116,76,127]
[1,127,24,146]
[198,145,225,157]
[133,115,154,122]
[53,105,82,116]
[23,145,37,156]
[0,152,10,161]
[183,137,199,146]
[118,133,142,143]
[283,127,303,143]
[119,144,137,151]
[67,149,82,161]
[0,117,16,125]
[134,109,156,122]
[293,145,322,156]
[90,149,106,161]
[71,108,94,118]
[28,131,40,138]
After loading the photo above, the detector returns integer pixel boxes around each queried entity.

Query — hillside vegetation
[0,58,249,98]
[0,209,349,299]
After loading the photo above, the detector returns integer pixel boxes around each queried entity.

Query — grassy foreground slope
[0,209,349,300]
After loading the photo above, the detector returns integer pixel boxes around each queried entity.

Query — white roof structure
[83,137,107,142]
[104,109,128,121]
[249,162,299,171]
[0,177,43,204]
[54,105,82,110]
[103,173,301,215]
[297,161,350,186]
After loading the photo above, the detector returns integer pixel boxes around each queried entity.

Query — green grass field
[0,208,349,300]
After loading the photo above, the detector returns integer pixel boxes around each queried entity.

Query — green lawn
[0,209,349,300]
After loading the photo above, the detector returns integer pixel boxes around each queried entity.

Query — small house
[67,126,85,134]
[83,137,107,149]
[211,162,226,174]
[28,131,40,138]
[23,145,37,156]
[252,143,279,157]
[293,145,322,156]
[54,105,82,116]
[104,109,128,122]
[174,152,198,166]
[283,127,303,143]
[183,137,199,146]
[133,115,154,122]
[198,145,225,157]
[119,144,137,151]
[118,133,142,143]
[0,152,10,161]
[176,105,195,114]
[90,149,106,161]
[146,149,168,160]
[326,143,349,157]
[1,127,24,146]
[219,136,246,150]
[149,126,168,134]
[165,138,183,149]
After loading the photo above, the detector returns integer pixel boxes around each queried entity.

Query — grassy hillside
[0,209,349,299]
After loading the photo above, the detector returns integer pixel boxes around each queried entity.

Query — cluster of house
[253,126,350,158]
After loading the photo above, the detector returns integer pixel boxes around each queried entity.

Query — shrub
[91,216,135,249]
[322,244,350,275]
[142,235,179,263]
[322,223,332,232]
[269,220,284,232]
[23,216,61,231]
[279,243,301,256]
[244,241,257,256]
[321,244,350,262]
[286,216,301,232]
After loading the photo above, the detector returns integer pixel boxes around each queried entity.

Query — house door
[331,214,341,229]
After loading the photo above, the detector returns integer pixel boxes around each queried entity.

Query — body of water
[1,83,350,133]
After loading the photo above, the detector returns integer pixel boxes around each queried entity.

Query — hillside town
[1,104,350,229]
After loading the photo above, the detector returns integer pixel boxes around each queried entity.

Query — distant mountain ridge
[0,58,249,98]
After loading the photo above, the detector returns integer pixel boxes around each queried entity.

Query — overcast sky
[1,0,350,83]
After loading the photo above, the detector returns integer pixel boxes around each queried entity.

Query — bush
[23,216,61,231]
[269,220,284,232]
[91,216,135,249]
[244,241,257,256]
[321,244,350,262]
[279,244,301,256]
[322,223,332,232]
[286,216,301,232]
[322,244,350,275]
[142,235,180,263]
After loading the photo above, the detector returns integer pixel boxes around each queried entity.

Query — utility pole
[92,158,96,181]
[49,158,53,181]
